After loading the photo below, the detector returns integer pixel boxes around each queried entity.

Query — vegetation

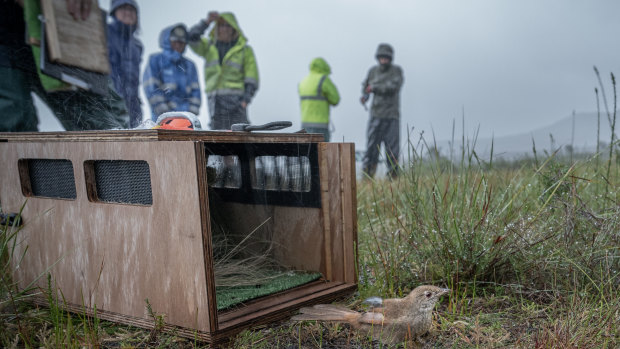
[1,73,618,347]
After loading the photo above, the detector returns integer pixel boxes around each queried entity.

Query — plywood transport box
[0,130,358,345]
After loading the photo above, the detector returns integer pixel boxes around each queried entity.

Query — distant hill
[435,112,617,159]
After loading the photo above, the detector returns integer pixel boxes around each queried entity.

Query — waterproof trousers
[0,65,39,132]
[362,117,400,178]
[45,79,129,131]
[209,95,248,130]
[302,123,330,142]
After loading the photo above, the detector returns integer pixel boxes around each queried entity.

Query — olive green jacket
[361,63,403,119]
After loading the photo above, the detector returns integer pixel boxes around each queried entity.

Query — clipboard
[38,2,110,96]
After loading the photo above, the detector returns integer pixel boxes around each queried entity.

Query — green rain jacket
[189,13,259,99]
[298,58,340,126]
[23,0,68,92]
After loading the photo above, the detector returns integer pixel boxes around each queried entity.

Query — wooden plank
[217,282,357,330]
[318,143,333,280]
[213,203,323,273]
[41,0,110,73]
[30,295,213,342]
[1,141,210,331]
[195,141,218,332]
[339,143,358,283]
[40,1,61,60]
[0,131,323,144]
[30,281,355,343]
[326,144,345,282]
[217,280,336,323]
[17,159,33,197]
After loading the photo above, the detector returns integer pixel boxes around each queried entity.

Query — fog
[38,0,620,150]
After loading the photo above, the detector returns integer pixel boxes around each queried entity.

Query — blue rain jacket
[143,24,201,121]
[107,14,143,127]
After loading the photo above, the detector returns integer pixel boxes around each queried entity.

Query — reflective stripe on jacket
[143,24,201,120]
[298,58,340,125]
[189,13,259,98]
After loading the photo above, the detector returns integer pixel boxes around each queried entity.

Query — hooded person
[107,0,143,128]
[298,57,340,142]
[143,24,201,121]
[0,0,129,132]
[360,43,404,179]
[188,12,259,130]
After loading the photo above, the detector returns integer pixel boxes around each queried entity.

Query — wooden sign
[41,0,110,74]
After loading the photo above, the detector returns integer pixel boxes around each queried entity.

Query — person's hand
[241,101,247,109]
[365,85,372,94]
[206,11,219,25]
[360,96,367,105]
[66,0,92,21]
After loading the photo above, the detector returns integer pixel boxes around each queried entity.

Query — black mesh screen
[93,160,152,205]
[27,159,76,199]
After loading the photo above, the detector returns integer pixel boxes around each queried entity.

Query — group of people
[108,4,259,130]
[0,0,403,178]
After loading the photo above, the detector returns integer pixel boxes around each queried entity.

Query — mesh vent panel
[94,160,152,205]
[27,159,76,199]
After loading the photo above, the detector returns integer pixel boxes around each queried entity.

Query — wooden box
[0,130,357,345]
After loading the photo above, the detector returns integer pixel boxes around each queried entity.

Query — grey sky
[38,0,620,150]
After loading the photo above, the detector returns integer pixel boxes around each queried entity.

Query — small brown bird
[292,285,450,345]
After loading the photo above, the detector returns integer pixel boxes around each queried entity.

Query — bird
[291,285,450,345]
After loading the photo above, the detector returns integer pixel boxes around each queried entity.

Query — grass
[1,72,619,346]
[2,145,617,348]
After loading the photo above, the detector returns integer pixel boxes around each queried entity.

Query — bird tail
[292,304,360,322]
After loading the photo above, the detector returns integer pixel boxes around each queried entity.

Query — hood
[110,0,139,18]
[375,43,394,60]
[309,57,331,75]
[159,23,187,52]
[109,0,139,33]
[209,12,247,43]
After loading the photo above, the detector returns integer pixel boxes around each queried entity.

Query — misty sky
[37,0,620,150]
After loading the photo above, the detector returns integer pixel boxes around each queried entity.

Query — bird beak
[439,288,451,296]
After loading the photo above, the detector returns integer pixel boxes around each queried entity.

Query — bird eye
[425,292,431,298]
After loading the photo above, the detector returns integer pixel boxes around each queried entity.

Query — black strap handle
[231,121,292,132]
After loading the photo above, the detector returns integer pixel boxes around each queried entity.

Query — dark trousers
[0,45,128,132]
[362,117,400,178]
[302,124,330,142]
[209,94,249,130]
[45,79,129,131]
[0,65,40,132]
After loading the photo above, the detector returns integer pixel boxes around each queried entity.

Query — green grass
[1,131,619,347]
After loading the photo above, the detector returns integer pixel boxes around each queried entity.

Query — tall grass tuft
[357,131,619,302]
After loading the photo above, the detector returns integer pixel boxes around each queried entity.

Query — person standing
[107,0,143,128]
[143,24,201,121]
[0,0,128,132]
[360,43,404,178]
[298,57,340,142]
[188,12,259,130]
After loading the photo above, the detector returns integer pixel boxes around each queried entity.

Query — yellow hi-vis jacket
[298,58,340,126]
[189,13,259,98]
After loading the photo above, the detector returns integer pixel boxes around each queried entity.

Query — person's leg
[384,118,400,178]
[362,117,383,178]
[43,81,129,131]
[302,125,330,142]
[0,66,39,132]
[210,95,249,130]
